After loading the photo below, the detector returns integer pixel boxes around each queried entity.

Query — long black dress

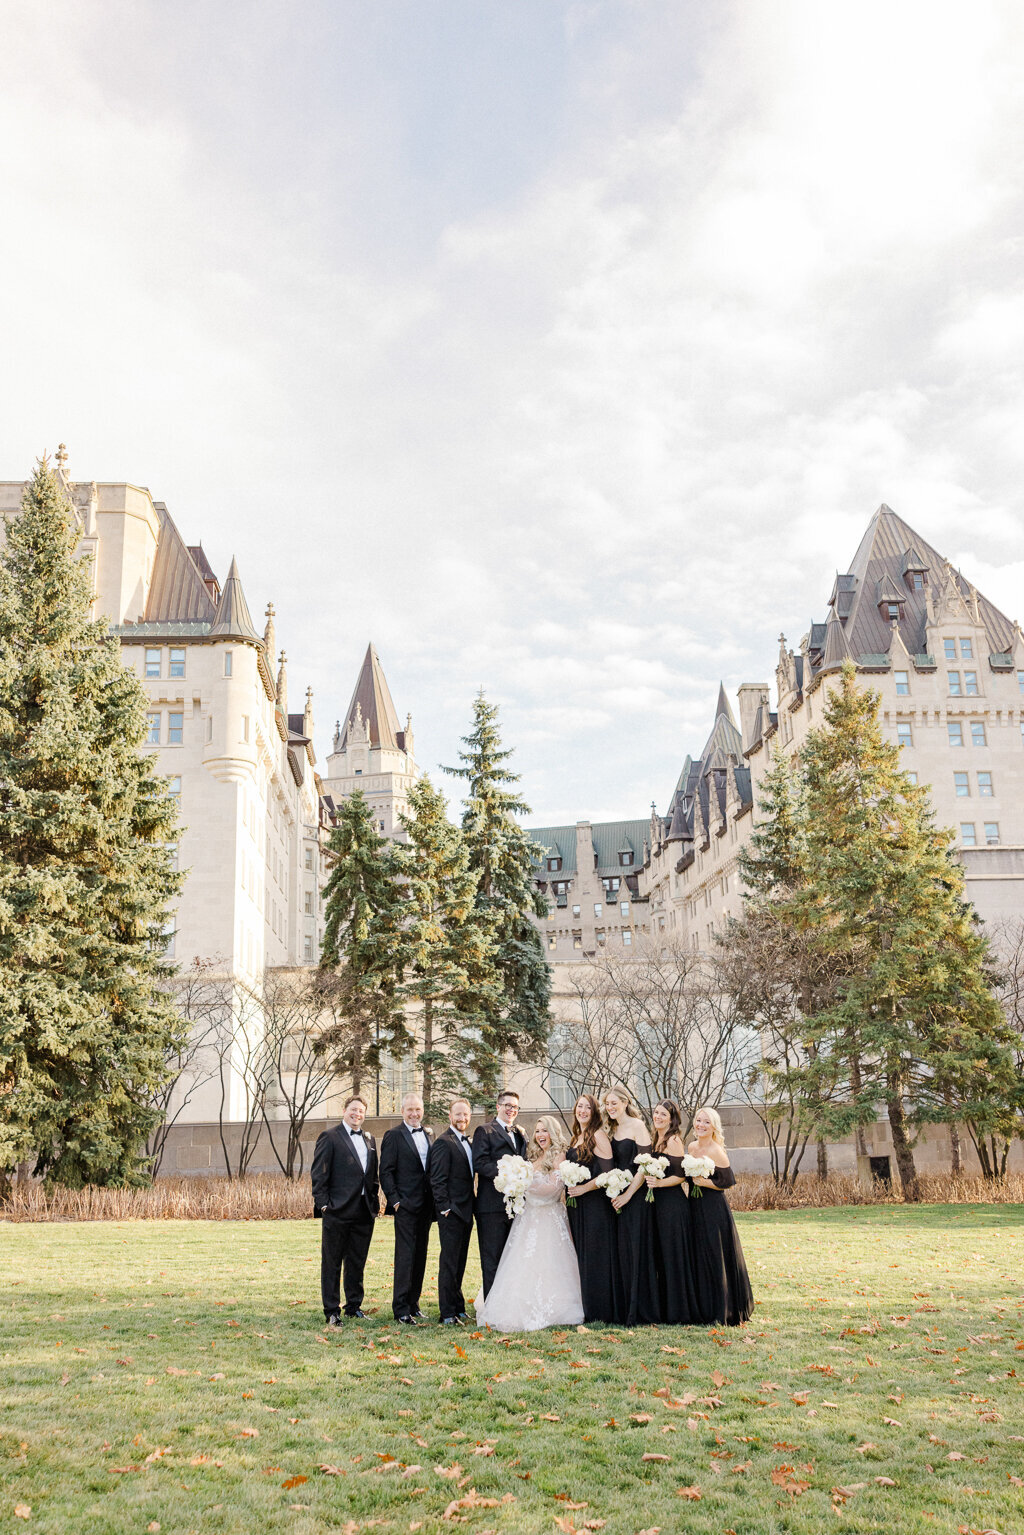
[565,1146,618,1324]
[610,1136,660,1326]
[689,1164,754,1326]
[651,1153,699,1325]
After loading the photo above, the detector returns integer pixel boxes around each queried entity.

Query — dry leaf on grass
[281,1475,307,1490]
[675,1486,702,1500]
[641,1452,670,1463]
[14,1509,31,1522]
[554,1494,588,1508]
[882,1417,903,1427]
[875,1477,898,1486]
[771,1464,811,1497]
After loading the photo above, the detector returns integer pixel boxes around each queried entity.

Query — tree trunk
[816,1139,828,1178]
[948,1120,962,1176]
[850,1055,868,1159]
[422,997,434,1114]
[886,1090,919,1200]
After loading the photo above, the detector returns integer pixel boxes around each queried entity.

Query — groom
[472,1089,528,1297]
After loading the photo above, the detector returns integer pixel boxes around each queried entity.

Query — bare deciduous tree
[258,969,350,1179]
[146,959,228,1177]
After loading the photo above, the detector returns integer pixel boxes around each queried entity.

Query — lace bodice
[524,1169,563,1206]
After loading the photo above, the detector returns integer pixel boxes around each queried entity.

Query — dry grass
[2,1167,1023,1221]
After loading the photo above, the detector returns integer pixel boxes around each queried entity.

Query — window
[602,876,620,895]
[594,903,603,918]
[943,638,957,660]
[620,901,629,917]
[146,712,161,744]
[960,823,976,847]
[546,857,562,872]
[304,848,313,870]
[304,890,314,915]
[961,638,974,659]
[1018,670,1024,694]
[896,722,913,747]
[572,933,582,950]
[894,670,909,695]
[303,936,314,962]
[162,919,176,960]
[145,648,161,678]
[167,711,183,745]
[948,671,962,695]
[910,572,925,591]
[905,771,918,785]
[547,932,557,951]
[978,772,994,797]
[622,929,633,946]
[166,842,179,870]
[224,651,233,676]
[167,776,181,800]
[954,772,970,796]
[572,904,580,918]
[985,822,1000,845]
[619,852,633,867]
[964,671,979,696]
[168,647,185,678]
[596,929,606,947]
[947,721,963,747]
[886,603,900,621]
[970,721,987,747]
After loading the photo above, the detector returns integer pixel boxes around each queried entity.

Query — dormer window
[876,575,905,622]
[886,603,901,621]
[619,851,633,867]
[546,857,562,872]
[901,547,929,592]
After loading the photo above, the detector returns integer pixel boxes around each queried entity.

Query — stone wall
[154,1104,1023,1179]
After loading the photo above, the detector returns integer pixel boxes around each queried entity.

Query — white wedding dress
[475,1168,585,1332]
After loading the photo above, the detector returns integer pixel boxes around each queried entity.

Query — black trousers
[320,1212,374,1317]
[437,1213,473,1320]
[476,1211,513,1298]
[392,1207,433,1318]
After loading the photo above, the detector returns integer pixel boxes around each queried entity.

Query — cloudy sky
[3,0,1024,824]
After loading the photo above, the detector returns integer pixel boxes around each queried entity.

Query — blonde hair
[530,1115,568,1171]
[603,1084,644,1124]
[694,1104,726,1147]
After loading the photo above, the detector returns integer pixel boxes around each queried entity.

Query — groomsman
[311,1094,379,1324]
[472,1089,528,1298]
[378,1093,435,1324]
[427,1100,476,1326]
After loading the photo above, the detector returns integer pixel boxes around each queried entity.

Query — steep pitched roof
[209,557,261,642]
[144,506,217,623]
[527,819,650,877]
[339,643,403,751]
[834,505,1015,660]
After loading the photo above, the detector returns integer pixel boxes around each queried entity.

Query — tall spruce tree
[399,776,499,1115]
[0,457,184,1190]
[443,692,551,1099]
[793,663,1014,1197]
[318,788,409,1093]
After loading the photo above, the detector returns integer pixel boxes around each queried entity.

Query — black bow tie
[409,1126,425,1135]
[349,1128,363,1139]
[459,1135,471,1143]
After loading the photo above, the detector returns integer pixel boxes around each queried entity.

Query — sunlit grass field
[2,1204,1022,1534]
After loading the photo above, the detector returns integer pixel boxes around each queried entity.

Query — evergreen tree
[318,788,409,1092]
[793,663,1014,1197]
[399,776,499,1115]
[444,691,551,1098]
[0,457,184,1190]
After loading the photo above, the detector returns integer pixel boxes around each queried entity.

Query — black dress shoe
[441,1316,463,1326]
[458,1312,469,1322]
[325,1313,342,1327]
[413,1309,426,1319]
[344,1308,368,1319]
[397,1315,417,1325]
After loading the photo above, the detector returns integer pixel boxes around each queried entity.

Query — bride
[474,1116,585,1332]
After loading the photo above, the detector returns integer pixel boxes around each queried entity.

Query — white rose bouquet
[493,1154,533,1219]
[555,1159,591,1207]
[681,1153,716,1198]
[634,1151,669,1202]
[594,1167,633,1210]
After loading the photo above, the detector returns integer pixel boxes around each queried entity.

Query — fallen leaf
[239,1428,259,1439]
[630,1413,652,1424]
[771,1464,811,1497]
[540,1413,561,1422]
[554,1494,589,1508]
[947,1451,966,1461]
[165,1367,189,1377]
[147,1525,161,1533]
[317,1464,346,1476]
[711,1370,727,1389]
[854,1443,877,1455]
[641,1452,670,1463]
[882,1417,903,1427]
[14,1510,31,1523]
[281,1475,308,1489]
[675,1486,702,1500]
[435,1463,464,1480]
[875,1476,898,1486]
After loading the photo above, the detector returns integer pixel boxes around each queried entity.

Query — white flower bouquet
[555,1159,591,1207]
[634,1151,669,1202]
[594,1167,633,1210]
[681,1153,716,1198]
[493,1154,533,1219]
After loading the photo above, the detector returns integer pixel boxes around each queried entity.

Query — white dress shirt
[407,1123,429,1168]
[344,1122,368,1171]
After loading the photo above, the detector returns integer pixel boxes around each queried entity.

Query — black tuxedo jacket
[379,1123,436,1217]
[311,1123,379,1220]
[427,1128,476,1224]
[472,1119,528,1216]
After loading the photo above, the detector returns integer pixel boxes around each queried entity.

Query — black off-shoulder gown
[651,1153,699,1325]
[610,1136,660,1326]
[565,1146,618,1323]
[689,1164,754,1326]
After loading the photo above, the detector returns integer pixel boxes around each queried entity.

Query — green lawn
[1,1206,1022,1535]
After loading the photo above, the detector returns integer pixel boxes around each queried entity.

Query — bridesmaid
[646,1099,699,1325]
[606,1085,660,1326]
[687,1105,753,1327]
[564,1094,618,1323]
